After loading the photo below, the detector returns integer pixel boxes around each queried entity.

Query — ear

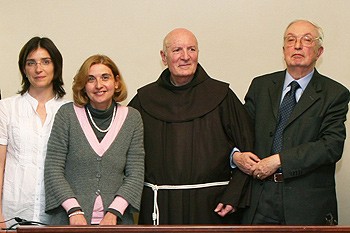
[282,46,287,62]
[316,46,324,60]
[115,75,119,89]
[160,50,168,66]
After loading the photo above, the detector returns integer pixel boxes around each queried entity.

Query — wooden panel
[15,225,350,233]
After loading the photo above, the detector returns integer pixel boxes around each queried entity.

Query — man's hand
[214,203,236,217]
[253,154,281,180]
[99,212,117,225]
[232,152,260,175]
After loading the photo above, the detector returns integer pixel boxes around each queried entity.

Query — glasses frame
[25,58,52,68]
[284,35,321,47]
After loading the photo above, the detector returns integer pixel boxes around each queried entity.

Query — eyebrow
[88,73,112,77]
[171,45,197,50]
[26,57,51,61]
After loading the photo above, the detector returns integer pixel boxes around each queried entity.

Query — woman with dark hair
[0,37,68,228]
[44,54,144,225]
[17,37,65,98]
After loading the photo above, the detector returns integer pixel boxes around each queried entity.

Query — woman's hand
[99,212,117,225]
[69,211,88,225]
[0,214,7,230]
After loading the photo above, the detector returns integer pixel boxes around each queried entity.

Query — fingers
[233,152,260,175]
[219,205,234,217]
[254,173,265,180]
[243,161,258,176]
[253,168,267,180]
[214,203,224,212]
[249,153,261,162]
[253,155,281,179]
[253,171,260,179]
[214,203,236,217]
[0,223,7,230]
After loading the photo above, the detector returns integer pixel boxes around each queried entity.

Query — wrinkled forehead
[164,30,198,49]
[167,38,197,49]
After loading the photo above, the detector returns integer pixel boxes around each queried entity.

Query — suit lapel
[268,71,286,120]
[287,70,322,126]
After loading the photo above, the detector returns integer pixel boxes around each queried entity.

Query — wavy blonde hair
[72,54,127,107]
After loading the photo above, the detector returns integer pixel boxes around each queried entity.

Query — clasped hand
[214,152,281,218]
[232,152,281,180]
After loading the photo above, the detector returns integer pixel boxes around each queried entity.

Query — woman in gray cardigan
[44,55,144,225]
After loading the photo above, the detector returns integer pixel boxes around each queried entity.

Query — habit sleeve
[219,89,254,208]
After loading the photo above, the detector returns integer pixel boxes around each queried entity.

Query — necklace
[86,105,116,133]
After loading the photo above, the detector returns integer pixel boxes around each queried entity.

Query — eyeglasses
[26,58,52,67]
[284,35,321,47]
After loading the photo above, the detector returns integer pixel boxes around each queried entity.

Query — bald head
[163,28,198,55]
[160,28,199,86]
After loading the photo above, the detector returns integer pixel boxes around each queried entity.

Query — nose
[95,78,103,88]
[294,38,303,49]
[35,63,43,72]
[181,50,190,60]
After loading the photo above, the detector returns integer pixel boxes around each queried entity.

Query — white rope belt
[144,181,230,225]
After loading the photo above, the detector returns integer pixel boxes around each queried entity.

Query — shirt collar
[24,91,57,110]
[284,69,314,92]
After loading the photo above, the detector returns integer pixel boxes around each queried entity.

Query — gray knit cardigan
[44,103,145,225]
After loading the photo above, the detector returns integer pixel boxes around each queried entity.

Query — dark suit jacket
[242,69,350,225]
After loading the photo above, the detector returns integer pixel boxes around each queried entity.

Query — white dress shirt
[0,92,68,226]
[281,70,313,104]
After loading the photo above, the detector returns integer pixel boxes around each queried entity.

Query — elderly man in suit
[233,19,350,225]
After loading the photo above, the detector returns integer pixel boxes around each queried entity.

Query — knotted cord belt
[144,181,230,225]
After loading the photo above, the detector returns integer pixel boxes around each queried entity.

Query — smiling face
[24,47,54,92]
[283,21,324,76]
[161,29,199,83]
[84,64,118,110]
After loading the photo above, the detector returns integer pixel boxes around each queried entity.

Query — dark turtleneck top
[85,100,117,142]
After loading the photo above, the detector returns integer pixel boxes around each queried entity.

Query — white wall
[0,0,349,225]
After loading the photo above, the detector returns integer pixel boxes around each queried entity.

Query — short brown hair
[72,54,127,107]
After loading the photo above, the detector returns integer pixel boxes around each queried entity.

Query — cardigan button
[95,189,101,195]
[97,157,102,161]
[96,173,101,178]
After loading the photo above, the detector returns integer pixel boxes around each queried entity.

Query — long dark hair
[18,37,66,98]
